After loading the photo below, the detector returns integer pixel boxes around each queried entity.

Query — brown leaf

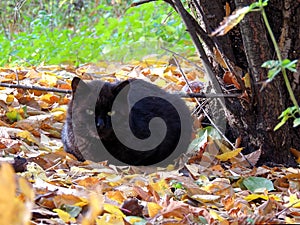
[231,148,261,167]
[76,177,102,189]
[133,186,152,201]
[225,2,231,17]
[161,199,190,218]
[223,71,241,89]
[53,194,86,209]
[121,198,143,217]
[290,148,300,163]
[12,156,28,172]
[214,48,228,69]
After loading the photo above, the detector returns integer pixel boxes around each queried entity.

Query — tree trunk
[180,0,300,166]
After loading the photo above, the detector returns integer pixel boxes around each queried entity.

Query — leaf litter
[0,58,299,224]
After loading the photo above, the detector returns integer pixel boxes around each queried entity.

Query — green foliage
[261,59,298,82]
[6,106,27,122]
[274,106,300,131]
[188,126,221,153]
[0,0,193,66]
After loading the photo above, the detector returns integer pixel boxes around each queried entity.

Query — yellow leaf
[244,194,280,202]
[150,179,169,196]
[17,130,39,145]
[166,164,175,171]
[81,191,104,225]
[286,194,300,208]
[244,193,268,201]
[126,217,144,224]
[39,73,58,87]
[215,148,243,161]
[147,202,162,218]
[243,73,251,89]
[154,78,167,88]
[96,213,124,225]
[52,111,66,122]
[53,209,76,223]
[142,55,169,66]
[51,107,67,113]
[6,94,14,104]
[209,209,225,221]
[0,163,32,225]
[106,191,125,204]
[163,72,179,83]
[41,93,60,104]
[103,203,125,218]
[0,163,16,225]
[19,177,35,202]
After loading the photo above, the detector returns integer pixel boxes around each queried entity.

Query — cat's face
[70,77,130,142]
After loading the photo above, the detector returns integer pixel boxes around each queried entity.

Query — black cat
[61,77,192,166]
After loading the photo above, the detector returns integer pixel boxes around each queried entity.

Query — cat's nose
[96,117,105,129]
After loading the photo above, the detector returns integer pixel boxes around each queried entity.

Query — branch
[0,82,72,94]
[179,93,240,98]
[161,46,204,72]
[0,82,239,98]
[130,0,157,7]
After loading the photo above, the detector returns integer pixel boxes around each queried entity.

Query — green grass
[0,1,194,66]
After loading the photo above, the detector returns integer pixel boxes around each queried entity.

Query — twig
[161,46,204,72]
[269,200,300,222]
[180,93,240,98]
[131,0,157,7]
[0,81,240,98]
[0,82,72,94]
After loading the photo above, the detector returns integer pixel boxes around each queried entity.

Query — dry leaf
[211,6,251,36]
[147,202,162,217]
[216,148,243,161]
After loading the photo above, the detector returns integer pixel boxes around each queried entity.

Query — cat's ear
[112,79,132,96]
[71,77,89,93]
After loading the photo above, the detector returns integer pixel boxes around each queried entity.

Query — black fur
[62,77,192,166]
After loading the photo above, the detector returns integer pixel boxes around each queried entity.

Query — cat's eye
[107,111,115,116]
[86,109,94,115]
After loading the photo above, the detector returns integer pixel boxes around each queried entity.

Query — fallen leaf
[216,148,243,161]
[242,177,274,193]
[147,202,162,217]
[53,208,76,223]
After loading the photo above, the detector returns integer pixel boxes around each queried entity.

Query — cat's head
[70,77,131,141]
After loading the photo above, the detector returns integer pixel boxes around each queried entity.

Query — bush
[0,0,194,66]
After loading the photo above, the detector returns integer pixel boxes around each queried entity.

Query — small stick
[131,0,157,7]
[179,92,240,98]
[0,82,240,98]
[161,46,205,73]
[0,82,72,94]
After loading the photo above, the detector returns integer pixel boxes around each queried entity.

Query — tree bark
[184,0,300,166]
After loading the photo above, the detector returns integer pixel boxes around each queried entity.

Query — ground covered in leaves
[0,58,300,224]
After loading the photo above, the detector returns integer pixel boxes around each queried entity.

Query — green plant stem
[261,7,300,113]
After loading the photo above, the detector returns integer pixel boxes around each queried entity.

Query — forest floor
[0,58,299,224]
